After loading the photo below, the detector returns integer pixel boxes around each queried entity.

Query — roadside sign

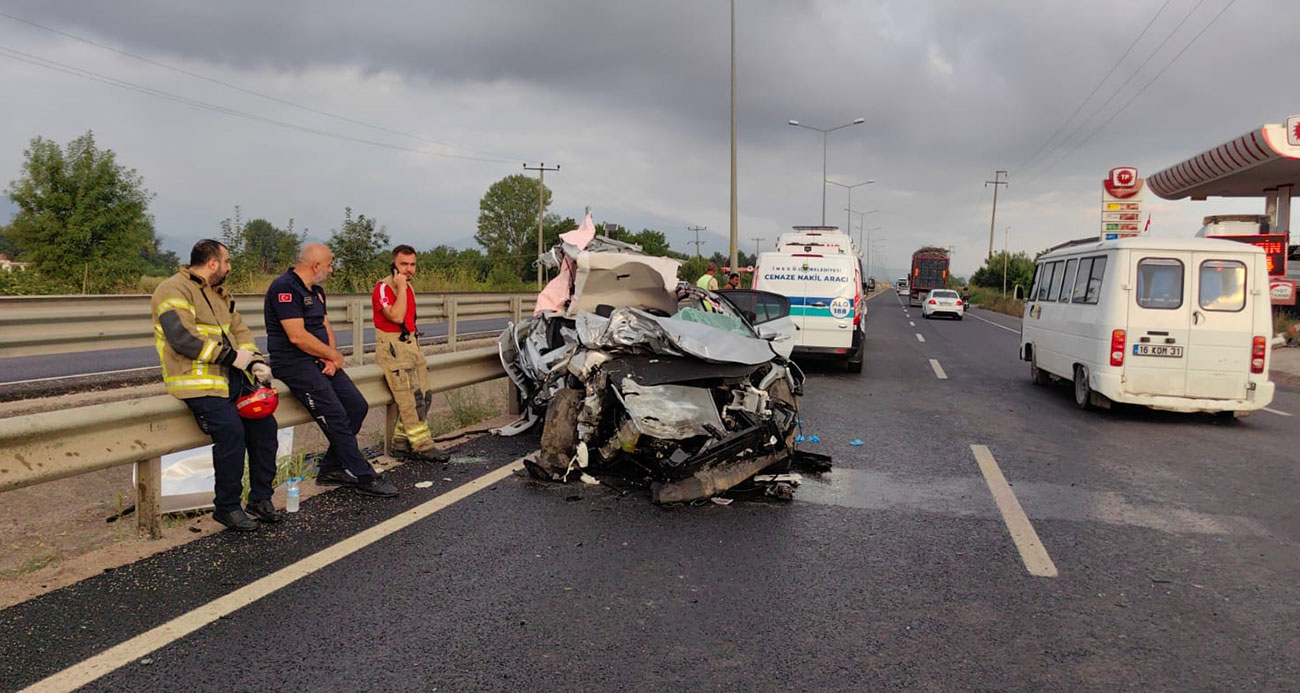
[1270,279,1296,306]
[1288,115,1300,147]
[1101,167,1144,240]
[1209,233,1289,276]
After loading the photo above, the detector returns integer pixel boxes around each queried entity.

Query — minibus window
[1085,257,1106,303]
[1136,258,1183,310]
[1036,262,1056,301]
[1198,260,1246,312]
[1058,259,1077,302]
[1047,261,1067,300]
[1072,258,1093,302]
[1029,264,1044,300]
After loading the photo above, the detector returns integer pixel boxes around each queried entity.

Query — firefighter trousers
[375,330,434,451]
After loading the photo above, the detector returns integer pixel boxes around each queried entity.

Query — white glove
[251,362,272,383]
[232,349,255,370]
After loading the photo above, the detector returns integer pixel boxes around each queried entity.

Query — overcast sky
[0,0,1295,279]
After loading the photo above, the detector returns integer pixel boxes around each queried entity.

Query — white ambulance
[1019,236,1275,416]
[753,249,866,373]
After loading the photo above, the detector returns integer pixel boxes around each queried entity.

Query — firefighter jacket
[151,269,263,399]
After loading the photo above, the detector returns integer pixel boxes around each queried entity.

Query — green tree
[476,174,551,279]
[0,224,21,259]
[629,229,674,257]
[327,207,389,292]
[6,131,158,292]
[970,250,1035,293]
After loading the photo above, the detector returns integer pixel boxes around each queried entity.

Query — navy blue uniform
[264,270,376,480]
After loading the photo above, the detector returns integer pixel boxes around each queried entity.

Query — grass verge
[969,287,1025,318]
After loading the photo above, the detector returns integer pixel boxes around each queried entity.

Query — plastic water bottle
[286,477,300,513]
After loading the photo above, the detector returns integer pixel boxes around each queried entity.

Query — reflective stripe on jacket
[150,269,262,399]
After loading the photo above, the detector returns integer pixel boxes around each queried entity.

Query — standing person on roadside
[152,239,282,531]
[264,243,398,498]
[373,245,448,462]
[696,261,719,291]
[724,272,741,290]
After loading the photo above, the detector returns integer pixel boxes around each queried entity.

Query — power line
[0,44,520,164]
[1014,0,1175,175]
[1019,0,1211,180]
[1023,0,1239,184]
[0,10,522,164]
[687,225,708,259]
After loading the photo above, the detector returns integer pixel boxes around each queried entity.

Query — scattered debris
[710,497,734,506]
[414,481,434,489]
[495,213,830,504]
[849,439,864,446]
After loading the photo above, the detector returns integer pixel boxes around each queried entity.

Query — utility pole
[985,170,1007,260]
[750,236,763,259]
[523,162,560,289]
[729,0,739,274]
[687,225,708,258]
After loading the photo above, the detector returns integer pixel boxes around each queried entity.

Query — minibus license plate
[1133,344,1183,358]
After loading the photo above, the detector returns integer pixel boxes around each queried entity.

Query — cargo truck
[908,247,951,306]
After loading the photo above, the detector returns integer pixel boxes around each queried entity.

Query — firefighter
[152,239,281,531]
[373,245,450,462]
[264,243,398,498]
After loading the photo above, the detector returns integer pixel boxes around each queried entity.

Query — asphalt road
[2,290,1297,691]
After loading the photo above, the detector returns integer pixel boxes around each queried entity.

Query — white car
[922,289,964,320]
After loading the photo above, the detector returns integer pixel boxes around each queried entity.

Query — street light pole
[1002,226,1010,296]
[985,170,1007,260]
[788,117,865,225]
[523,162,560,290]
[728,0,739,274]
[827,179,874,234]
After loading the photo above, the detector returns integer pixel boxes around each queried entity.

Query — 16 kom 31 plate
[1133,344,1183,358]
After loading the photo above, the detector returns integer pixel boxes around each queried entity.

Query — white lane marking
[1262,407,1292,417]
[929,359,947,379]
[970,445,1058,578]
[909,321,915,327]
[966,311,1019,334]
[22,460,525,693]
[915,333,925,343]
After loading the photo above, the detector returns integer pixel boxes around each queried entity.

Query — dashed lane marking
[915,333,925,343]
[909,321,915,326]
[1262,407,1292,417]
[21,459,526,693]
[929,359,947,379]
[970,445,1058,578]
[966,311,1019,334]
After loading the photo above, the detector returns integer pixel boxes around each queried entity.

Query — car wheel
[847,345,864,374]
[536,388,583,479]
[956,315,963,321]
[1073,365,1093,410]
[1031,352,1051,385]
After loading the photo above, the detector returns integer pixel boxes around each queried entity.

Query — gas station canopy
[1148,122,1300,200]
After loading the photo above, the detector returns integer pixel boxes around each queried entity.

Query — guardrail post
[349,300,365,366]
[510,295,522,323]
[506,379,522,416]
[383,402,399,456]
[135,455,162,539]
[447,298,458,352]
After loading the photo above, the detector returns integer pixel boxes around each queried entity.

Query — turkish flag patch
[278,293,293,303]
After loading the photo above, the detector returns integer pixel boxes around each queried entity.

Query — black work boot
[245,499,284,524]
[213,508,258,532]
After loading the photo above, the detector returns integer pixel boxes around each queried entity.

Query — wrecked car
[496,215,828,504]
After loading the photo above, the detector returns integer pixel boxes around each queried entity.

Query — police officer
[373,244,449,462]
[152,239,282,531]
[264,243,398,498]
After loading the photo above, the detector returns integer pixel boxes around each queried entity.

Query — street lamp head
[787,120,800,126]
[852,118,865,125]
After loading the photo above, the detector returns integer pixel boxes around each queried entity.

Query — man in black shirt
[264,243,397,498]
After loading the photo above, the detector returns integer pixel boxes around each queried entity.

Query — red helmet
[236,385,278,419]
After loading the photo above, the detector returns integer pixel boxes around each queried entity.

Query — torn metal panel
[616,379,724,440]
[602,355,760,388]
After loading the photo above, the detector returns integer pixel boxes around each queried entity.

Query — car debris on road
[495,214,831,503]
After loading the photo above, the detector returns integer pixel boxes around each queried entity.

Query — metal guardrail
[0,292,535,359]
[0,347,512,537]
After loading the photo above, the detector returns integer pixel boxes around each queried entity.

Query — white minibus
[1019,236,1274,416]
[754,250,866,373]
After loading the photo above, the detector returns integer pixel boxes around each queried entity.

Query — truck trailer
[908,247,950,306]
